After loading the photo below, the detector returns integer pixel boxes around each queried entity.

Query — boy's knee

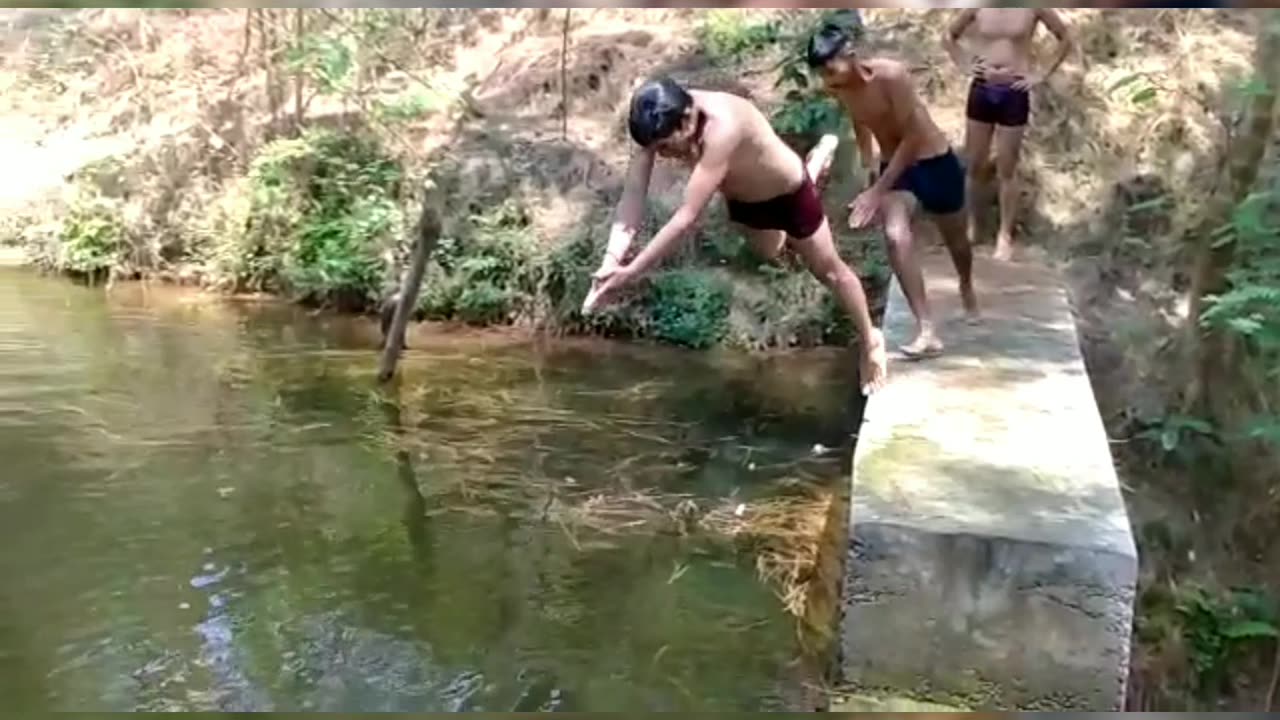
[813,259,854,290]
[885,220,912,249]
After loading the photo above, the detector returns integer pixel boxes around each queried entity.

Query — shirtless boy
[944,9,1072,261]
[582,76,887,395]
[807,23,978,359]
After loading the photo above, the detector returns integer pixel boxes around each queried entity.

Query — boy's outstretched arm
[600,148,656,269]
[623,140,730,277]
[584,133,733,313]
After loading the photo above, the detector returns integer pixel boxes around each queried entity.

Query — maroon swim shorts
[725,173,826,240]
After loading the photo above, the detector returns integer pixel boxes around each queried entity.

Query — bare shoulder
[868,58,915,92]
[1035,8,1071,33]
[702,96,748,152]
[868,57,909,81]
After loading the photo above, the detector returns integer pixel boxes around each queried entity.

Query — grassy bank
[0,8,876,352]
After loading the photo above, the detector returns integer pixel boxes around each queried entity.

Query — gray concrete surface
[841,250,1138,710]
[830,693,968,712]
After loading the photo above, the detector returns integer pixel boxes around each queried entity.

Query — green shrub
[698,11,780,64]
[1174,585,1278,697]
[771,9,861,138]
[771,94,844,138]
[58,192,126,279]
[646,269,732,349]
[416,200,539,326]
[234,128,405,307]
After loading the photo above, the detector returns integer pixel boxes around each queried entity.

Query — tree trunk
[378,190,443,384]
[293,8,306,131]
[261,10,284,136]
[1183,9,1280,418]
[237,9,253,74]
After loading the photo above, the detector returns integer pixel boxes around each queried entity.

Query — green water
[0,268,863,711]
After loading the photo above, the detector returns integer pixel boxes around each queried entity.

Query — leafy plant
[285,33,355,96]
[1108,72,1161,108]
[1135,413,1217,456]
[770,10,860,138]
[417,200,539,326]
[771,95,843,138]
[1175,585,1279,696]
[697,11,780,64]
[235,129,404,306]
[646,269,732,349]
[1199,188,1280,356]
[372,91,444,123]
[58,192,126,279]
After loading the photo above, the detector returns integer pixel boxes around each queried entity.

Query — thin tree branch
[315,7,484,118]
[561,8,571,141]
[1266,636,1279,711]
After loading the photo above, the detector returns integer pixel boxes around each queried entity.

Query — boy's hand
[848,188,885,229]
[583,262,637,314]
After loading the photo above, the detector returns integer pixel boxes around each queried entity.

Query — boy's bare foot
[960,281,981,325]
[860,326,888,396]
[993,232,1014,262]
[900,324,944,360]
[805,133,839,187]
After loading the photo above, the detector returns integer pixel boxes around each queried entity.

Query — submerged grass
[364,397,838,627]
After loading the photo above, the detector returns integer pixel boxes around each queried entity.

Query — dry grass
[367,408,837,624]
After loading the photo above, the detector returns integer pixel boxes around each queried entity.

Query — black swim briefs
[879,149,967,216]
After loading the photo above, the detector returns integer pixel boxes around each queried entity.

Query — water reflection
[0,268,857,711]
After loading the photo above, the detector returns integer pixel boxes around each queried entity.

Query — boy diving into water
[581,76,888,395]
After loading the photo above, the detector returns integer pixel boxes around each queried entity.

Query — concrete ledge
[830,693,967,712]
[841,252,1138,710]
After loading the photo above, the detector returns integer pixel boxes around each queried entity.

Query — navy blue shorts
[966,78,1030,127]
[879,149,966,216]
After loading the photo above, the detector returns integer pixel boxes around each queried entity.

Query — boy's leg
[963,119,996,246]
[790,218,887,395]
[882,191,942,358]
[740,225,787,262]
[739,132,837,265]
[931,209,980,322]
[993,124,1027,261]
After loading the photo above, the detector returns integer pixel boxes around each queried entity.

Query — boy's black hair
[806,12,864,69]
[628,76,693,147]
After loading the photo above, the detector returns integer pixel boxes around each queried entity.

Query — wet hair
[628,76,693,147]
[806,15,864,69]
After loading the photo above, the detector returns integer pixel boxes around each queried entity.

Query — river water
[0,267,863,711]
